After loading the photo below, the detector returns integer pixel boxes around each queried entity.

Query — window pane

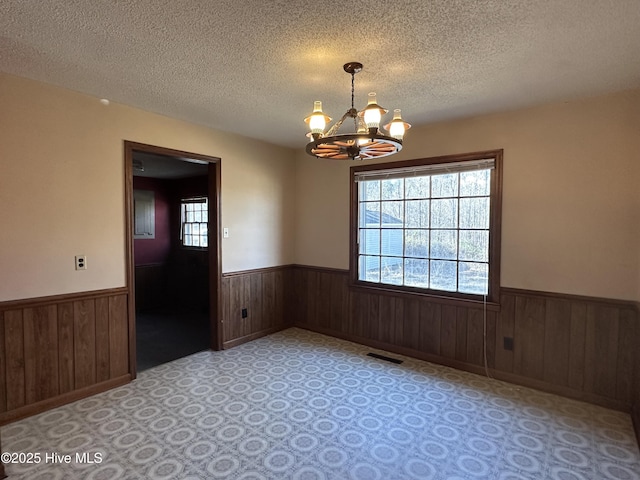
[192,223,200,235]
[360,229,380,255]
[184,224,192,234]
[187,211,194,222]
[431,173,458,198]
[202,210,208,222]
[361,202,380,228]
[405,230,429,258]
[184,234,192,246]
[381,229,403,256]
[405,200,429,228]
[381,178,403,200]
[194,210,201,222]
[459,230,489,262]
[430,230,458,260]
[430,260,457,292]
[404,258,429,288]
[381,201,403,227]
[201,235,208,247]
[458,262,488,295]
[186,203,194,212]
[359,255,380,282]
[459,197,490,229]
[361,180,380,201]
[381,256,403,285]
[431,199,458,228]
[405,176,430,199]
[460,169,490,197]
[200,223,208,236]
[192,235,200,247]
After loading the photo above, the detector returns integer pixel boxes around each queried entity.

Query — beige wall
[0,73,296,302]
[295,89,640,301]
[2,72,639,303]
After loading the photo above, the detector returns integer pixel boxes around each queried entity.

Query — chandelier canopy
[304,62,410,160]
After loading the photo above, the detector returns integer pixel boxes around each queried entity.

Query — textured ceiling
[1,1,639,149]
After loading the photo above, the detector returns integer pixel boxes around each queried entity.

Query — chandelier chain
[351,71,355,110]
[351,71,357,130]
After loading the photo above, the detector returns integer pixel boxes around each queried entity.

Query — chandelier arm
[324,111,350,137]
[356,115,368,135]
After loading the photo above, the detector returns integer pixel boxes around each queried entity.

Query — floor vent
[366,352,403,364]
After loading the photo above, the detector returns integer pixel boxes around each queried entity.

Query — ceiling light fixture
[304,62,410,160]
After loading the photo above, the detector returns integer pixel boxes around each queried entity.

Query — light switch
[223,228,229,238]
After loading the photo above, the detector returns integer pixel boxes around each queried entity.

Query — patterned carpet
[2,327,639,479]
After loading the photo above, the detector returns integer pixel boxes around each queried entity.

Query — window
[350,150,502,303]
[181,197,208,247]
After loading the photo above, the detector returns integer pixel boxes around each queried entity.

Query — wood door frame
[124,141,223,379]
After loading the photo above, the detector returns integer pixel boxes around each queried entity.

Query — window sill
[349,280,501,311]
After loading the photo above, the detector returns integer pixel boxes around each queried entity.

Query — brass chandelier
[304,62,410,160]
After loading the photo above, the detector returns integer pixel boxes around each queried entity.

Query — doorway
[124,141,222,377]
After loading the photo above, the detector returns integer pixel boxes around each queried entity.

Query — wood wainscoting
[0,288,131,425]
[291,265,638,412]
[221,266,293,348]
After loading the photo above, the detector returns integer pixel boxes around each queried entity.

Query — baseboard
[222,325,289,349]
[295,323,630,413]
[0,375,131,426]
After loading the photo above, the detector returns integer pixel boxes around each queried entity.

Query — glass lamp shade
[384,109,411,140]
[362,92,388,129]
[304,101,331,135]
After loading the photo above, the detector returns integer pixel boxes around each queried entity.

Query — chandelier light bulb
[305,100,331,135]
[389,109,406,139]
[363,92,384,129]
[385,109,411,141]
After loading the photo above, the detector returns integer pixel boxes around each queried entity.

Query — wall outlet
[241,308,248,318]
[75,255,87,270]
